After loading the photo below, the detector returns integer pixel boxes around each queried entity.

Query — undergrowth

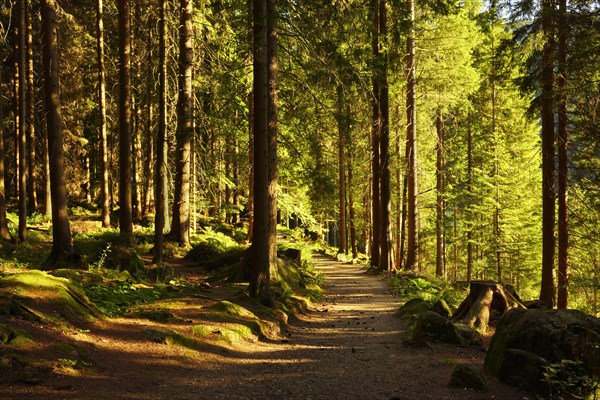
[390,274,466,310]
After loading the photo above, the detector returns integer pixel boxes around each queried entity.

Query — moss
[191,323,255,344]
[0,271,103,327]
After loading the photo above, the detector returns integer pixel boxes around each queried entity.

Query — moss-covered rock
[484,308,600,397]
[405,311,467,345]
[449,364,487,391]
[0,271,103,327]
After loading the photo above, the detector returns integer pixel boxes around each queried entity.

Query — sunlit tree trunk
[435,109,445,278]
[40,0,77,266]
[378,0,392,271]
[539,0,556,308]
[337,85,347,255]
[347,108,357,259]
[405,0,418,271]
[249,0,273,306]
[118,0,133,242]
[266,0,278,288]
[370,0,380,268]
[26,2,37,213]
[557,0,568,309]
[18,0,27,242]
[97,0,110,227]
[171,0,193,246]
[153,0,167,264]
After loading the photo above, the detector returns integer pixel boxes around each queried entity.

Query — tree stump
[451,281,526,333]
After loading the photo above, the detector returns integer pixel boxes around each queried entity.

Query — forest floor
[0,254,532,400]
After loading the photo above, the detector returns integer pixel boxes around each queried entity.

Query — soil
[0,255,533,400]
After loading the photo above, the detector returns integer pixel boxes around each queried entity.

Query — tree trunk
[452,281,526,332]
[118,0,133,242]
[267,0,278,287]
[248,0,272,306]
[556,0,568,309]
[337,85,347,255]
[153,0,167,264]
[540,0,556,308]
[347,112,357,259]
[0,64,13,240]
[171,0,193,247]
[26,3,37,213]
[378,0,392,271]
[247,91,254,241]
[97,0,110,227]
[42,87,51,216]
[370,0,381,268]
[435,109,445,278]
[18,0,27,242]
[467,118,473,282]
[40,0,77,266]
[405,0,418,271]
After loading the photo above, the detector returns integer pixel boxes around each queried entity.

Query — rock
[484,308,600,397]
[397,298,431,319]
[405,311,466,345]
[431,299,452,319]
[449,364,487,391]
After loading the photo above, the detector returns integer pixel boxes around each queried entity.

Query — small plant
[543,360,599,400]
[90,243,112,270]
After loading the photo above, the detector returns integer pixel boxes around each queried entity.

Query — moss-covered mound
[0,271,103,328]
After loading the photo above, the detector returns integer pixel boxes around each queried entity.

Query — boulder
[448,364,487,391]
[404,311,468,345]
[484,308,600,397]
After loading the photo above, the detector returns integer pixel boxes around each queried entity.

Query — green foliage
[390,274,465,310]
[85,282,175,317]
[543,360,599,400]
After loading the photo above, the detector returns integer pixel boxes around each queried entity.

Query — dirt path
[2,255,530,400]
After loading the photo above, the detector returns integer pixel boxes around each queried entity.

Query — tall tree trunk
[337,85,347,255]
[370,0,380,268]
[40,0,77,266]
[539,0,556,308]
[97,0,110,227]
[118,0,133,242]
[26,2,37,213]
[171,0,193,246]
[435,109,445,278]
[42,86,51,216]
[18,0,27,242]
[266,0,278,290]
[395,104,401,270]
[0,64,13,240]
[378,0,392,271]
[405,0,418,271]
[153,0,167,264]
[249,0,272,306]
[556,0,568,309]
[247,91,254,241]
[467,118,473,282]
[347,107,357,259]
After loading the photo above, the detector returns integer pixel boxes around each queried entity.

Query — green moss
[0,271,103,326]
[191,323,255,344]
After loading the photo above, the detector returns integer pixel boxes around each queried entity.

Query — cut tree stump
[451,281,526,333]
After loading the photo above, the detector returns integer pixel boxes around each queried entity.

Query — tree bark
[539,0,556,308]
[0,63,13,240]
[26,2,37,213]
[267,0,278,273]
[171,0,193,247]
[435,109,445,278]
[97,0,110,227]
[557,0,568,309]
[337,85,347,255]
[248,0,272,306]
[467,118,473,282]
[18,0,27,242]
[405,0,418,271]
[347,108,357,259]
[118,0,133,242]
[40,0,77,266]
[153,0,167,264]
[370,0,381,268]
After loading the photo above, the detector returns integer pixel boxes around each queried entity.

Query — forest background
[0,0,599,314]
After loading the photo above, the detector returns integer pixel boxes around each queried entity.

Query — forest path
[188,255,528,400]
[2,255,529,400]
